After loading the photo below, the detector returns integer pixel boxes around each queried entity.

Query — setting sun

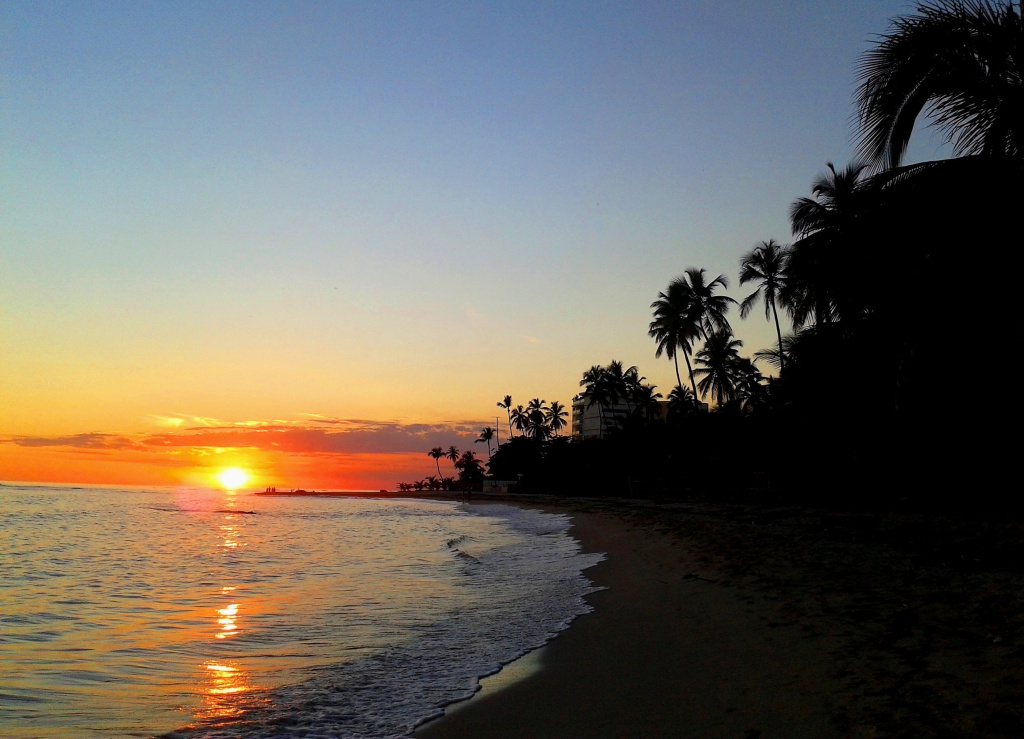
[218,468,248,490]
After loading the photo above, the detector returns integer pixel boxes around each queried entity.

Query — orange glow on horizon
[0,442,449,492]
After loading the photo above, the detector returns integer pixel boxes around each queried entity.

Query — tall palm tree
[650,269,735,399]
[694,330,743,405]
[446,446,460,472]
[739,239,790,372]
[428,447,444,479]
[475,427,495,457]
[545,400,568,436]
[497,395,514,439]
[682,268,735,341]
[856,0,1024,170]
[650,281,697,398]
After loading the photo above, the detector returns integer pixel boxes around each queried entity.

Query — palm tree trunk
[435,460,441,478]
[672,353,684,394]
[506,411,513,439]
[682,348,699,403]
[771,298,785,373]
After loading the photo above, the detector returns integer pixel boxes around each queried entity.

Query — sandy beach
[418,497,1024,738]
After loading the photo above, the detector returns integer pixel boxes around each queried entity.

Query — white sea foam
[178,503,604,738]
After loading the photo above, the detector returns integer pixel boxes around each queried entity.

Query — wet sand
[417,503,841,738]
[417,498,1024,738]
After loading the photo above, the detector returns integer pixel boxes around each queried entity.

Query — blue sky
[2,1,944,445]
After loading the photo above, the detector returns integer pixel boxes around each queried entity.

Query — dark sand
[417,498,1024,738]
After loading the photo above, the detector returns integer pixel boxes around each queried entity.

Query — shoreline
[417,500,841,738]
[415,496,1024,738]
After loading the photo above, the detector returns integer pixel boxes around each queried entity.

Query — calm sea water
[0,484,603,738]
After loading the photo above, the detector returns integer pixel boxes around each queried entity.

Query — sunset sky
[1,1,949,489]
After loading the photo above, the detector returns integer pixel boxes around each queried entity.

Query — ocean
[0,484,603,738]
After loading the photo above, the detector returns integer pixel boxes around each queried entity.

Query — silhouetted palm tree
[682,268,735,341]
[731,356,767,414]
[632,383,664,420]
[856,0,1024,170]
[580,365,609,436]
[446,446,460,472]
[546,400,568,436]
[510,405,529,437]
[739,239,790,372]
[650,281,697,398]
[753,335,799,372]
[428,447,444,479]
[455,451,486,482]
[786,162,872,328]
[694,330,743,405]
[475,427,495,457]
[667,385,698,417]
[650,269,734,398]
[527,408,550,439]
[497,395,514,439]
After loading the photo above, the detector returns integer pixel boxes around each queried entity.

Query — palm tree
[509,405,529,437]
[475,427,495,457]
[682,268,735,341]
[632,383,664,420]
[786,162,872,328]
[753,335,799,372]
[527,408,550,439]
[545,400,568,436]
[428,447,444,479]
[739,240,790,372]
[856,0,1024,170]
[650,281,697,398]
[650,269,735,399]
[732,356,767,414]
[455,450,486,482]
[446,446,460,472]
[667,384,698,417]
[497,395,514,440]
[579,365,609,436]
[694,330,743,405]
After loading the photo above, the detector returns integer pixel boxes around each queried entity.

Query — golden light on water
[218,467,248,490]
[216,602,239,639]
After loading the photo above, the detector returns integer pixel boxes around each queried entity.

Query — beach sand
[417,498,1024,738]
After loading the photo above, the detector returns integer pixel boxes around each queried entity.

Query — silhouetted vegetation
[406,1,1021,512]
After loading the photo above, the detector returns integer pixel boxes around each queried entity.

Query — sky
[0,0,948,490]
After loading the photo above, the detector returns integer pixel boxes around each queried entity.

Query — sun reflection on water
[193,495,269,726]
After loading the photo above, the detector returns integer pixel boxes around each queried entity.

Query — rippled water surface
[0,485,602,738]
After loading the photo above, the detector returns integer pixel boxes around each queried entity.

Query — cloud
[4,417,485,459]
[6,433,147,451]
[144,420,479,455]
